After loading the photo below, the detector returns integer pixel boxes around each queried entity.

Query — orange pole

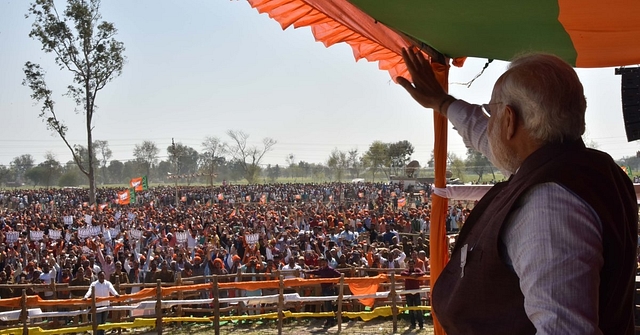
[430,60,451,335]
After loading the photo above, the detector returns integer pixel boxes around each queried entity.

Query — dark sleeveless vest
[432,140,637,335]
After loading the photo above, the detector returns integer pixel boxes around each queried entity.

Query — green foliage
[58,170,81,187]
[134,140,159,178]
[465,147,496,183]
[23,0,126,204]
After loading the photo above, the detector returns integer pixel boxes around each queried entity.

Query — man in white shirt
[38,264,55,300]
[281,256,302,279]
[379,248,406,269]
[83,271,120,335]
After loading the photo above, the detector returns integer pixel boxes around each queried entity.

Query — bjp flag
[129,176,148,192]
[117,189,135,205]
[398,197,406,208]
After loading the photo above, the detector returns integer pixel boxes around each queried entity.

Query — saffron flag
[398,197,406,208]
[117,188,136,205]
[130,176,148,192]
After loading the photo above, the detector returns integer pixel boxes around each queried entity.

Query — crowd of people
[0,183,473,304]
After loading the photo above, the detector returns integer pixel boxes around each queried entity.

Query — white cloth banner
[109,228,120,239]
[93,226,102,236]
[245,233,260,245]
[30,231,44,241]
[129,229,142,240]
[63,216,74,226]
[5,231,19,243]
[433,185,493,201]
[103,227,112,242]
[175,231,188,244]
[78,227,90,240]
[48,230,62,240]
[84,215,92,225]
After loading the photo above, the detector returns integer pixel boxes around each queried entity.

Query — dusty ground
[140,317,435,335]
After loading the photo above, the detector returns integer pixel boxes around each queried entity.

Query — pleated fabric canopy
[246,0,640,333]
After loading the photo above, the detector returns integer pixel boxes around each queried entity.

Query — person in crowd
[82,271,120,335]
[281,255,302,280]
[380,247,406,269]
[398,47,638,335]
[305,257,341,328]
[0,271,13,299]
[240,256,264,316]
[400,259,424,330]
[69,268,91,324]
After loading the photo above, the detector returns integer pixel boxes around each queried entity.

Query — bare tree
[226,130,276,184]
[133,140,159,179]
[201,136,226,187]
[347,148,363,178]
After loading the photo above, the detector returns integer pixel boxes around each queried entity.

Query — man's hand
[396,48,453,115]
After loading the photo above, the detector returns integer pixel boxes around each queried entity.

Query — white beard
[489,123,519,176]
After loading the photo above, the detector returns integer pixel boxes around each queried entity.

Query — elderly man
[398,49,637,335]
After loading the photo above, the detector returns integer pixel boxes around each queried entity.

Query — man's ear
[504,105,519,140]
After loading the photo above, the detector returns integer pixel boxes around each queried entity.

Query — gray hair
[496,53,586,143]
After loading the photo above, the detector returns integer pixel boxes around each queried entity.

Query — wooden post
[390,273,397,334]
[156,280,163,335]
[176,272,183,326]
[91,286,98,335]
[236,268,242,299]
[115,275,121,335]
[277,275,284,335]
[21,289,28,335]
[213,276,220,335]
[337,273,344,332]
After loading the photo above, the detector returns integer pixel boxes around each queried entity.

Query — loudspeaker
[615,67,640,141]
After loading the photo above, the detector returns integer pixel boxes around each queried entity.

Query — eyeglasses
[482,102,503,118]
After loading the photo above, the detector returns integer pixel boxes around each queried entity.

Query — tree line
[0,134,506,188]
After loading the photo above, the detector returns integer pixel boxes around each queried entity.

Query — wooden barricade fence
[0,268,434,335]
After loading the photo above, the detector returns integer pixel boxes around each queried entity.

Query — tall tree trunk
[87,112,96,205]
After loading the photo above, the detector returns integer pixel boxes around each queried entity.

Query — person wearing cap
[109,261,129,286]
[305,257,341,328]
[154,260,174,283]
[82,271,120,335]
[144,261,158,283]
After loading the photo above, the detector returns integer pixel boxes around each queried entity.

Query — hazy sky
[0,0,637,169]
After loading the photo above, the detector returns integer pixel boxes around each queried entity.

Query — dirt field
[141,317,435,335]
